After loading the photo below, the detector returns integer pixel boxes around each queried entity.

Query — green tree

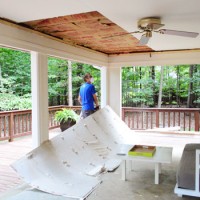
[0,48,31,95]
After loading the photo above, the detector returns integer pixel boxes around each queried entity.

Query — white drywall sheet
[12,106,132,199]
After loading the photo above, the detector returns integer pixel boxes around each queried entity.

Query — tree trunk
[0,64,3,88]
[158,66,164,108]
[139,67,142,106]
[193,65,198,107]
[57,76,61,105]
[187,65,194,108]
[151,66,156,106]
[198,66,200,108]
[176,65,180,107]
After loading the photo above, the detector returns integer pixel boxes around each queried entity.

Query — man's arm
[93,94,99,108]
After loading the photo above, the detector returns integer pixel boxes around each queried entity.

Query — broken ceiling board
[22,11,152,54]
[12,106,132,199]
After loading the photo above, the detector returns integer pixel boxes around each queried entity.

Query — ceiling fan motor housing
[138,17,161,30]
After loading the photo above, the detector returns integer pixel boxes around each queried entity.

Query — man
[78,73,99,119]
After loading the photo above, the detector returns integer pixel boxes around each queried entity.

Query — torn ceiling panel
[22,11,152,54]
[12,106,133,199]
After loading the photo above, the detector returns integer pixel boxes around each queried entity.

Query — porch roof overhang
[0,0,200,67]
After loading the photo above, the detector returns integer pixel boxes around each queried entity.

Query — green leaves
[122,65,200,107]
[54,108,79,123]
[0,93,31,111]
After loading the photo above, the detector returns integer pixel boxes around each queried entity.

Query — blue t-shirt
[79,83,96,110]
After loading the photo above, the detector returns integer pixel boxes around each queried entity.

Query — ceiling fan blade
[159,29,199,38]
[102,31,141,39]
[138,34,150,46]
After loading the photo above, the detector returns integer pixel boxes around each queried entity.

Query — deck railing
[122,107,200,131]
[1,106,199,142]
[0,106,81,142]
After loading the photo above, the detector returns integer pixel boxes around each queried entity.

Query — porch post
[68,60,73,106]
[100,66,107,108]
[107,67,122,117]
[31,52,49,148]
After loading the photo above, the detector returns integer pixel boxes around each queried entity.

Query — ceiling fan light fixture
[138,17,162,30]
[145,31,152,38]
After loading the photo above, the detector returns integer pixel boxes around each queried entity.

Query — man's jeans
[81,110,94,119]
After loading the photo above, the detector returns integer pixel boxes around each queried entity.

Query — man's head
[83,73,93,83]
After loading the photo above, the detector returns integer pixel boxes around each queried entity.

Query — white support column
[31,52,49,148]
[100,66,107,108]
[68,60,73,106]
[107,67,122,117]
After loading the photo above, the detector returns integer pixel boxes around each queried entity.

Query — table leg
[155,163,161,184]
[159,163,162,174]
[129,160,134,171]
[122,160,127,181]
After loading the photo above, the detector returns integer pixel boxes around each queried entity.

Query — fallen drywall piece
[104,159,122,172]
[12,106,132,199]
[8,189,75,200]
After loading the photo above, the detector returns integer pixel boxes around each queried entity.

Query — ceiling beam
[108,49,200,67]
[0,20,108,67]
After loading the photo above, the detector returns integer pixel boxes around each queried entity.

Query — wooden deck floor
[0,129,60,195]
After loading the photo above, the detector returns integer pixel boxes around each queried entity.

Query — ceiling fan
[104,17,199,45]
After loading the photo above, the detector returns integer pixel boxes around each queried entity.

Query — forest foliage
[0,47,199,111]
[122,65,200,107]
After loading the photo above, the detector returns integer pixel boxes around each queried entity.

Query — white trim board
[0,22,108,67]
[108,50,200,67]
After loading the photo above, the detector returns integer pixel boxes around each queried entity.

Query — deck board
[0,129,60,195]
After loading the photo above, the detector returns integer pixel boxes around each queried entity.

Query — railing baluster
[17,115,20,134]
[9,113,14,142]
[4,116,6,137]
[128,112,130,128]
[14,115,16,135]
[168,112,170,127]
[136,112,139,129]
[22,115,24,134]
[163,112,165,128]
[51,112,53,127]
[146,112,148,129]
[189,112,191,131]
[26,114,28,132]
[173,112,175,127]
[194,111,200,131]
[30,114,32,131]
[183,112,186,131]
[155,110,159,128]
[151,112,153,129]
[132,112,134,129]
[178,112,180,126]
[141,112,144,129]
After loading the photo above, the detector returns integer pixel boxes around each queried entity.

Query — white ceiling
[0,0,199,52]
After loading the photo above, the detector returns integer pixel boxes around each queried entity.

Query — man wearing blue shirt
[78,73,99,119]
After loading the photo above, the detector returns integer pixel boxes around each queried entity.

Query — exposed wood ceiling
[0,0,199,55]
[22,11,152,55]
